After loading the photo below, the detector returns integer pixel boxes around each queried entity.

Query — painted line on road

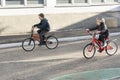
[0,32,120,49]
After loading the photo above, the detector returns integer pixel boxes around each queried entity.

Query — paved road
[0,36,120,80]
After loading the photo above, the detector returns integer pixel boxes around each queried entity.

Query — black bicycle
[22,26,59,51]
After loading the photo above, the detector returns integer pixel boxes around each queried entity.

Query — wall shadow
[0,27,7,35]
[57,6,120,31]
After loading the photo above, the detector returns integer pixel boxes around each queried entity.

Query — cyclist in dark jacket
[34,13,50,45]
[86,17,109,48]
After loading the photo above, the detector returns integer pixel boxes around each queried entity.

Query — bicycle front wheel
[83,43,96,59]
[22,38,35,51]
[105,40,118,56]
[45,36,58,49]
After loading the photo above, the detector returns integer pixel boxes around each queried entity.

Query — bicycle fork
[88,43,94,52]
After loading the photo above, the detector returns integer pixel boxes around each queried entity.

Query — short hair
[96,17,102,21]
[39,13,44,18]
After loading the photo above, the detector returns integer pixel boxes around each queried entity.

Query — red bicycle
[83,31,118,59]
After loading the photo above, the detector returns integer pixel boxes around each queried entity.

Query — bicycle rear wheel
[105,40,118,56]
[45,36,58,49]
[22,38,35,51]
[83,43,96,59]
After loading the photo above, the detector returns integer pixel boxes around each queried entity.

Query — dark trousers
[98,30,109,43]
[37,30,47,44]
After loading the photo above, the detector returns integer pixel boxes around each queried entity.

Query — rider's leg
[42,31,48,44]
[99,34,106,47]
[37,30,44,45]
[41,31,46,44]
[97,34,104,52]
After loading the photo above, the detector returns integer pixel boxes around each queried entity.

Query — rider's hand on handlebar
[33,24,38,28]
[95,31,101,34]
[86,29,90,33]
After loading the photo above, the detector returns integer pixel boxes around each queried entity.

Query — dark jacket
[89,22,108,34]
[35,18,50,31]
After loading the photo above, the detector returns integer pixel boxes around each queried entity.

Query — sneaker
[42,41,46,45]
[38,43,42,46]
[103,42,107,48]
[38,41,46,46]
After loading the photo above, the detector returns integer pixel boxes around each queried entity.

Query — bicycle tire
[22,38,35,51]
[45,36,58,49]
[83,43,96,59]
[105,40,118,56]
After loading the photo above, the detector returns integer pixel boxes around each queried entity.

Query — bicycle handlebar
[87,31,96,37]
[89,32,92,35]
[86,31,92,35]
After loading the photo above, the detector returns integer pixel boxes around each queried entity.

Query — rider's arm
[37,19,48,29]
[89,26,98,31]
[86,26,97,33]
[33,24,39,27]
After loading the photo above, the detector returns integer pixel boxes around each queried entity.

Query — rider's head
[96,17,102,26]
[39,13,44,20]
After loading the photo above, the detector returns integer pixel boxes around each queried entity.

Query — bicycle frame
[30,27,55,44]
[88,32,104,52]
[88,32,113,52]
[91,34,103,51]
[31,27,40,42]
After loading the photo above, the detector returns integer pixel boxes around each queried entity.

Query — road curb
[0,32,120,49]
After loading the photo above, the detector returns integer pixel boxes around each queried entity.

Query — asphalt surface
[0,35,120,80]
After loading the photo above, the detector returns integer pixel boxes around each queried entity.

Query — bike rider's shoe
[103,41,107,48]
[101,41,107,47]
[38,41,46,46]
[38,43,42,46]
[97,41,107,53]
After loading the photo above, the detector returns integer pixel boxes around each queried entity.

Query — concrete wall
[0,11,120,35]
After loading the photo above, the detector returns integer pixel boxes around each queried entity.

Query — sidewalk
[0,28,120,44]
